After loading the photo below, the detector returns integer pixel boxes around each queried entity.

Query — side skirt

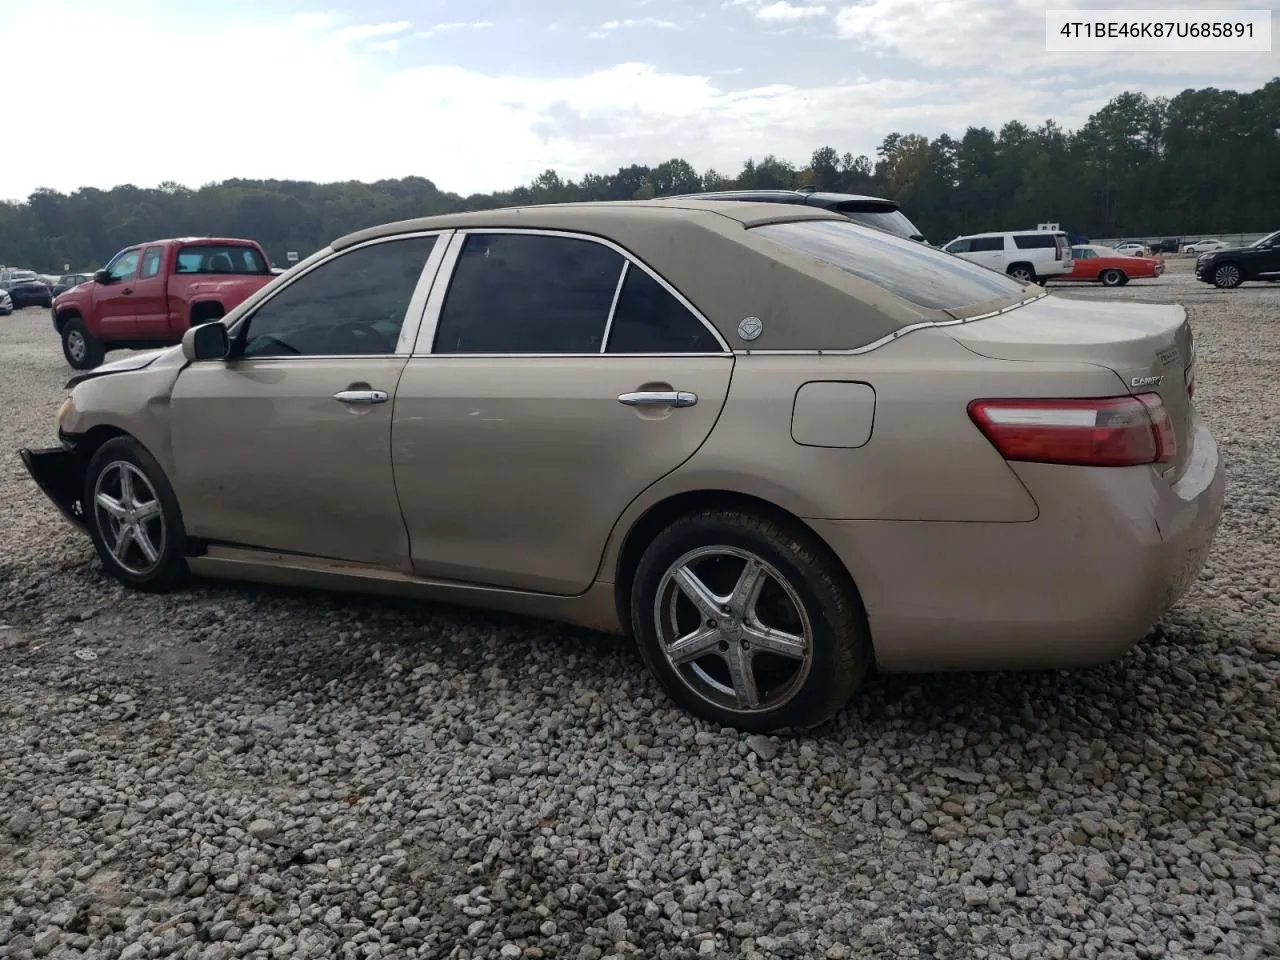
[187,544,624,635]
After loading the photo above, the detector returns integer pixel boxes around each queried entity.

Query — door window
[969,236,1005,252]
[107,250,140,281]
[139,247,163,279]
[944,239,971,254]
[433,233,624,354]
[240,235,436,358]
[606,265,721,353]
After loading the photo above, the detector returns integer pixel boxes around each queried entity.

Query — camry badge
[1131,375,1164,388]
[737,316,763,341]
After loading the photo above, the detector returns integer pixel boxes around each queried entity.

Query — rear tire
[61,318,105,370]
[1007,263,1036,284]
[1213,263,1243,289]
[83,437,189,593]
[630,507,872,733]
[1100,269,1125,287]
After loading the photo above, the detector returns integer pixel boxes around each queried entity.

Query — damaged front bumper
[18,442,89,531]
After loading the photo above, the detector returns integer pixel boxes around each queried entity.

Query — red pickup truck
[53,237,276,369]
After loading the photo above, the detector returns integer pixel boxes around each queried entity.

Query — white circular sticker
[737,316,763,341]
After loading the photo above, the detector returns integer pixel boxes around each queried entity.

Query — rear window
[175,244,270,275]
[752,219,1027,311]
[1012,233,1060,249]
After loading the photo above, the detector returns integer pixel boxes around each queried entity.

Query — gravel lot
[1,259,1277,960]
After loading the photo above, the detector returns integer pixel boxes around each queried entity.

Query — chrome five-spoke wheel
[93,461,166,576]
[631,508,871,732]
[655,546,813,713]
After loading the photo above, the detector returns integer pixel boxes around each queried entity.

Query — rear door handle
[333,389,388,405]
[617,390,697,408]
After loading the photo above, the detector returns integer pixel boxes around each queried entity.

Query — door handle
[333,389,388,405]
[617,390,697,408]
[122,287,133,294]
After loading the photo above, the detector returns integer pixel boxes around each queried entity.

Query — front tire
[83,437,189,592]
[61,318,105,370]
[1100,269,1126,287]
[1213,263,1243,289]
[630,508,872,733]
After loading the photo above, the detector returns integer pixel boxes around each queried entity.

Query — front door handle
[617,390,697,408]
[333,389,388,405]
[122,287,133,294]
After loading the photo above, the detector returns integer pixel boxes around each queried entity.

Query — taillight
[968,393,1175,467]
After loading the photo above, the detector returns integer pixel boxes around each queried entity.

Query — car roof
[666,188,901,209]
[953,229,1067,239]
[329,199,1030,353]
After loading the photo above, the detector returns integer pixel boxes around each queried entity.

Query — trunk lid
[948,294,1196,478]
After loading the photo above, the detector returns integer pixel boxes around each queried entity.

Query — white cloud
[756,2,827,21]
[433,21,496,31]
[334,20,412,42]
[832,0,1277,76]
[598,18,679,30]
[0,1,1272,203]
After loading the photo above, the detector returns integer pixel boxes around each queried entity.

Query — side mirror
[94,269,112,284]
[182,321,230,362]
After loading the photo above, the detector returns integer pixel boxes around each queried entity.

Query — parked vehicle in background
[52,272,96,297]
[17,199,1223,733]
[670,188,929,244]
[1,276,54,309]
[52,237,276,370]
[1114,241,1150,256]
[1194,229,1280,289]
[1150,238,1180,254]
[1059,245,1165,286]
[1184,238,1228,254]
[0,289,12,316]
[942,229,1074,283]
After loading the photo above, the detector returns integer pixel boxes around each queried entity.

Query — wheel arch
[1006,260,1036,278]
[53,306,82,332]
[188,299,226,325]
[611,488,867,642]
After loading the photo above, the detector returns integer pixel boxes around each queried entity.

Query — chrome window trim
[730,292,1046,356]
[412,227,733,358]
[599,261,629,354]
[222,230,452,362]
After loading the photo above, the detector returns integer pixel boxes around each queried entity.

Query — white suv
[941,230,1074,283]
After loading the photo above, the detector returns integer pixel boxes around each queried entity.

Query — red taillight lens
[968,393,1175,467]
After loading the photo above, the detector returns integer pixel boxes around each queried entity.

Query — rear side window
[753,219,1027,311]
[606,265,721,353]
[139,247,163,279]
[969,236,1005,252]
[1012,234,1058,249]
[176,244,270,275]
[434,234,623,354]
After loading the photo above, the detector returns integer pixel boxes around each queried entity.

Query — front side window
[241,236,436,358]
[606,265,721,353]
[176,244,270,275]
[107,250,140,281]
[433,233,623,354]
[944,238,971,254]
[753,219,1027,312]
[139,246,163,279]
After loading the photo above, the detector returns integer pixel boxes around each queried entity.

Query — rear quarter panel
[598,325,1124,577]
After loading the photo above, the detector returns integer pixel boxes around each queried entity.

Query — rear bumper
[808,419,1225,673]
[17,444,89,531]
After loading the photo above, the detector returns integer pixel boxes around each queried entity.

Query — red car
[1059,245,1165,286]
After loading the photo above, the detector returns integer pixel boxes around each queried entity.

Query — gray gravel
[2,258,1278,959]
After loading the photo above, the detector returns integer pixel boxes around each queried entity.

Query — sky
[2,0,1276,200]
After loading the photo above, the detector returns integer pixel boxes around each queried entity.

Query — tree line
[2,80,1276,272]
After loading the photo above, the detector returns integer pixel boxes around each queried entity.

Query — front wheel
[83,437,189,592]
[1100,269,1126,287]
[630,508,872,733]
[1213,263,1243,289]
[61,318,105,370]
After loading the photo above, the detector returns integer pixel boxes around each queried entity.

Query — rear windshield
[831,205,926,243]
[175,244,270,275]
[752,219,1028,311]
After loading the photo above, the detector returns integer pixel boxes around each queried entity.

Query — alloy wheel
[92,461,166,576]
[67,330,86,363]
[653,546,813,714]
[1215,264,1242,288]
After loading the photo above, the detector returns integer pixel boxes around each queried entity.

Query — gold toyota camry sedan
[19,200,1225,732]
